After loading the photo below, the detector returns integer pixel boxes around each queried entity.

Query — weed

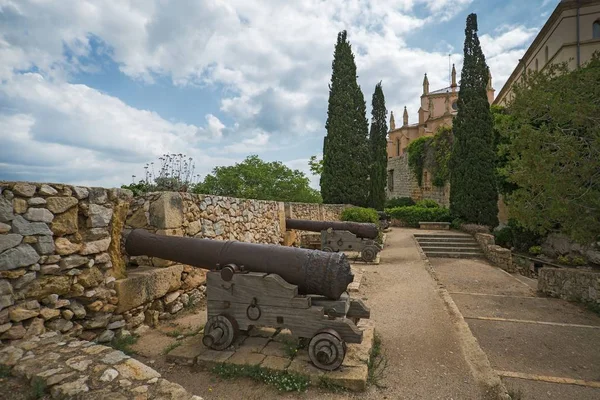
[163,341,182,355]
[506,386,524,400]
[0,365,11,378]
[281,338,302,359]
[165,329,182,338]
[211,363,309,392]
[367,332,388,388]
[109,334,139,355]
[166,325,204,339]
[29,377,47,399]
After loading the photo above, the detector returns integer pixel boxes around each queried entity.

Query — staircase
[414,233,484,259]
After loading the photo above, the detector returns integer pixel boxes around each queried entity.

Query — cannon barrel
[125,229,353,299]
[285,218,379,240]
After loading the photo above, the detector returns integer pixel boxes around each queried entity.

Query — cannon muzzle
[125,229,353,299]
[285,218,379,240]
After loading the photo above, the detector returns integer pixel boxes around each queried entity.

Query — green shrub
[507,219,543,252]
[572,256,587,266]
[341,207,379,224]
[451,218,465,230]
[493,226,513,248]
[528,246,542,256]
[387,206,452,227]
[415,199,439,208]
[557,255,570,265]
[385,197,415,208]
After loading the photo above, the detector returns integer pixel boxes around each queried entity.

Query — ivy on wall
[407,126,453,188]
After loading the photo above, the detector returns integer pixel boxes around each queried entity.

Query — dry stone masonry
[0,331,202,399]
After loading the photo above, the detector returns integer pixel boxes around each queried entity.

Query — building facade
[386,65,495,205]
[494,0,600,106]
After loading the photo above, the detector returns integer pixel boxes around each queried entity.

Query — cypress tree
[321,31,370,205]
[449,13,499,227]
[367,82,388,210]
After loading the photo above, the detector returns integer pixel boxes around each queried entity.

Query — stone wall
[386,154,449,207]
[538,267,600,306]
[0,181,133,343]
[475,233,514,272]
[283,202,351,247]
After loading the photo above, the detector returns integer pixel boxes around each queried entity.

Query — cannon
[125,229,370,370]
[285,218,382,262]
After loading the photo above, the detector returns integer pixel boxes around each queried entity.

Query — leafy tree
[308,155,323,175]
[121,153,199,196]
[449,14,499,227]
[498,55,600,244]
[194,155,322,203]
[321,30,370,206]
[367,82,388,210]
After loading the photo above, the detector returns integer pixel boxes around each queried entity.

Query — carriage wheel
[308,329,346,371]
[322,246,334,253]
[203,314,239,350]
[361,245,379,262]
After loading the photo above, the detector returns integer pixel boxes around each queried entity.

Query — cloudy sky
[0,0,557,189]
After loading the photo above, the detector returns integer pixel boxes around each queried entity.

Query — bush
[415,199,439,208]
[493,226,513,248]
[385,197,415,208]
[387,205,452,227]
[492,220,543,252]
[341,207,379,224]
[451,218,465,230]
[528,246,542,256]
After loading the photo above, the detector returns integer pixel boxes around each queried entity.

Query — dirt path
[430,257,600,400]
[131,228,489,399]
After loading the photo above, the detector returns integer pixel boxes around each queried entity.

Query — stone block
[13,183,36,197]
[235,336,270,354]
[72,187,89,200]
[87,204,113,228]
[0,222,10,234]
[126,207,148,229]
[114,265,183,313]
[54,237,81,255]
[0,233,22,253]
[149,193,183,229]
[88,188,107,204]
[80,237,111,255]
[12,215,52,236]
[226,351,266,366]
[13,198,27,214]
[23,208,53,223]
[0,197,15,222]
[27,197,46,206]
[196,349,234,366]
[261,355,291,371]
[0,244,40,270]
[322,364,368,392]
[51,207,78,236]
[38,184,58,196]
[286,358,325,377]
[23,275,71,300]
[260,340,288,358]
[165,336,208,365]
[33,235,55,255]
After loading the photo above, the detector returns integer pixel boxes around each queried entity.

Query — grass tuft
[163,341,182,355]
[367,331,387,388]
[0,365,11,378]
[109,334,139,355]
[211,363,309,392]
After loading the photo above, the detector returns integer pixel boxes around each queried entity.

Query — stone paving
[166,320,375,391]
[0,331,203,399]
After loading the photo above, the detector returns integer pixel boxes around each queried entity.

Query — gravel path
[133,228,489,399]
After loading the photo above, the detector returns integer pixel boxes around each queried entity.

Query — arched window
[594,21,600,39]
[545,46,549,63]
[396,139,400,156]
[535,59,538,71]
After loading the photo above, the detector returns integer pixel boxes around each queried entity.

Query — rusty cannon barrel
[125,229,353,299]
[285,218,379,240]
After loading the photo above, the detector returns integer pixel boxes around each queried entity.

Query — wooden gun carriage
[125,229,370,370]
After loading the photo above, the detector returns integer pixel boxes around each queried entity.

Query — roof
[428,86,459,95]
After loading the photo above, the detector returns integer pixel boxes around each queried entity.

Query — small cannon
[125,229,370,370]
[285,218,382,262]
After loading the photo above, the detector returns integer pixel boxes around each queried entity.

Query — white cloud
[0,0,541,187]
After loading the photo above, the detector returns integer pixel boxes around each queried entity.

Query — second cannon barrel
[285,218,379,240]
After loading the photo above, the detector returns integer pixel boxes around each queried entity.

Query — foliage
[449,14,499,227]
[122,153,199,196]
[492,219,543,252]
[109,334,138,355]
[557,255,587,266]
[491,105,519,195]
[321,30,370,206]
[308,155,323,175]
[0,365,10,378]
[493,226,513,248]
[407,137,430,186]
[195,155,322,203]
[30,377,47,399]
[162,342,182,355]
[415,199,439,208]
[528,246,542,256]
[341,207,379,224]
[497,55,600,244]
[386,205,452,227]
[367,82,389,210]
[211,364,309,392]
[406,126,453,188]
[385,197,415,208]
[367,332,387,388]
[451,217,465,230]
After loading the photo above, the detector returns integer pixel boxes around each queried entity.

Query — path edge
[413,235,512,400]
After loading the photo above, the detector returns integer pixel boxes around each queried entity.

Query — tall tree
[367,82,388,210]
[449,14,499,227]
[321,31,369,205]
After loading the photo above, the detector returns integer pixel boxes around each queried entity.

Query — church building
[385,65,495,205]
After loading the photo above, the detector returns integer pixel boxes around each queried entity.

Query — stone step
[414,234,472,239]
[420,246,482,252]
[417,239,479,245]
[424,251,485,259]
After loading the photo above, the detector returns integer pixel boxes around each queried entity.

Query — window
[535,59,538,71]
[451,100,458,111]
[387,170,394,192]
[396,139,400,156]
[545,46,549,63]
[594,21,600,39]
